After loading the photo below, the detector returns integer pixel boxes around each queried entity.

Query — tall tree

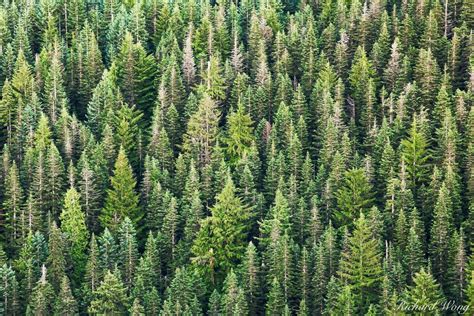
[338,213,383,313]
[60,187,88,281]
[335,168,374,227]
[101,147,141,231]
[192,176,250,285]
[88,269,129,314]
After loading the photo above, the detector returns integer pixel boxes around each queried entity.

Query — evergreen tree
[403,268,444,313]
[88,269,129,315]
[335,168,374,227]
[117,217,139,290]
[192,176,250,284]
[0,264,18,315]
[266,277,286,315]
[29,266,54,316]
[60,187,88,281]
[183,93,220,167]
[101,147,141,231]
[221,269,248,315]
[400,117,431,197]
[46,222,66,292]
[54,276,78,315]
[338,213,383,312]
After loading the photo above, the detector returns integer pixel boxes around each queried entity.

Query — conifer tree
[192,176,250,285]
[222,269,248,315]
[101,147,141,231]
[60,187,88,281]
[29,266,54,315]
[224,103,254,164]
[0,264,18,315]
[88,269,129,314]
[82,233,101,306]
[118,217,138,290]
[183,93,220,167]
[335,168,374,227]
[430,183,456,293]
[54,276,78,315]
[401,117,430,197]
[403,268,444,312]
[3,161,22,248]
[162,267,202,315]
[338,213,383,312]
[46,222,66,292]
[266,277,286,315]
[45,142,66,219]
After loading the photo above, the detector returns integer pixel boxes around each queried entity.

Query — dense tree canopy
[0,0,472,314]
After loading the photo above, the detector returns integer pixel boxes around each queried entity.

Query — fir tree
[338,213,383,312]
[335,168,374,227]
[101,146,141,231]
[60,187,88,281]
[54,276,78,315]
[192,176,250,284]
[88,269,129,314]
[29,266,54,316]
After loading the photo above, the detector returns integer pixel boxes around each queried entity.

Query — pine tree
[101,147,141,231]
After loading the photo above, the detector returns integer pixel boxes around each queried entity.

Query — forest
[0,0,473,314]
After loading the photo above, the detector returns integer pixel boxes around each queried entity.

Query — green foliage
[101,147,141,231]
[224,103,254,164]
[335,168,374,227]
[192,176,250,284]
[402,268,444,314]
[88,269,129,315]
[338,213,383,312]
[0,1,471,314]
[60,187,88,280]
